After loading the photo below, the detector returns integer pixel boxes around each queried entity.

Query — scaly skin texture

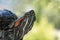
[0,9,36,40]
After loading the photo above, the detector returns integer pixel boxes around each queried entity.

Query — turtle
[0,9,36,40]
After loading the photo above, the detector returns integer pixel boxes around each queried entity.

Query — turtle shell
[0,9,17,30]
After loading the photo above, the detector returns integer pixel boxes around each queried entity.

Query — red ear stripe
[15,17,24,27]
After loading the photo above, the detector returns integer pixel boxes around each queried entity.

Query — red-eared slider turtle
[0,9,36,40]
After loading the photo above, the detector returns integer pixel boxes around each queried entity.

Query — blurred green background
[0,0,60,40]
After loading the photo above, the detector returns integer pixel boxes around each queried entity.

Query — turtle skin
[0,9,18,40]
[0,9,36,40]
